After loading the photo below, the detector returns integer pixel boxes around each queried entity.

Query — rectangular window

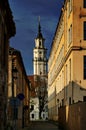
[69,0,72,12]
[62,99,64,106]
[84,22,86,40]
[68,0,72,16]
[31,105,34,110]
[70,25,72,43]
[83,96,86,101]
[69,59,71,81]
[66,64,68,84]
[68,28,70,44]
[69,97,71,105]
[68,25,72,45]
[84,56,86,79]
[32,114,34,118]
[84,0,86,8]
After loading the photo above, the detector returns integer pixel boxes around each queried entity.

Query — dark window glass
[84,0,86,8]
[31,105,34,110]
[84,22,86,40]
[84,56,86,79]
[32,114,34,118]
[69,97,71,105]
[62,99,64,106]
[83,96,86,101]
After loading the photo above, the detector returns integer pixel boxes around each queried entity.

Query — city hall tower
[33,19,47,75]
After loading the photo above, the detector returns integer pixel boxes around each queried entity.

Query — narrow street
[24,121,64,130]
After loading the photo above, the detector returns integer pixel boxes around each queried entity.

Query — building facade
[8,47,30,129]
[30,97,39,120]
[28,74,48,120]
[0,0,16,129]
[28,75,39,121]
[48,0,86,120]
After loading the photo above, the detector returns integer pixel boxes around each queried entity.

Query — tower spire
[38,16,40,22]
[38,16,41,34]
[33,17,47,75]
[37,16,43,38]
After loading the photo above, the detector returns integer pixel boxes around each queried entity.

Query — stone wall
[58,102,86,130]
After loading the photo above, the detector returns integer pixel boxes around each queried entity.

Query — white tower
[33,19,47,75]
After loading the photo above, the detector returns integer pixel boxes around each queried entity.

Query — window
[69,97,71,105]
[62,99,64,106]
[69,0,72,12]
[83,0,86,8]
[31,105,34,111]
[66,64,68,84]
[32,114,34,118]
[39,51,42,54]
[68,25,72,45]
[69,59,71,81]
[84,22,86,40]
[84,56,86,79]
[39,41,41,46]
[68,0,72,16]
[83,96,86,101]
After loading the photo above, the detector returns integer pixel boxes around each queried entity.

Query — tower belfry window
[39,40,41,47]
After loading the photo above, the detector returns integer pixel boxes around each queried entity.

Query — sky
[8,0,64,75]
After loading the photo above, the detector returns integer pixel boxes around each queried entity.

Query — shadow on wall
[58,81,86,130]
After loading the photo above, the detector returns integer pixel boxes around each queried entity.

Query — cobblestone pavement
[21,121,64,130]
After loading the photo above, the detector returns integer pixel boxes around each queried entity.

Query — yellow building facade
[48,0,86,120]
